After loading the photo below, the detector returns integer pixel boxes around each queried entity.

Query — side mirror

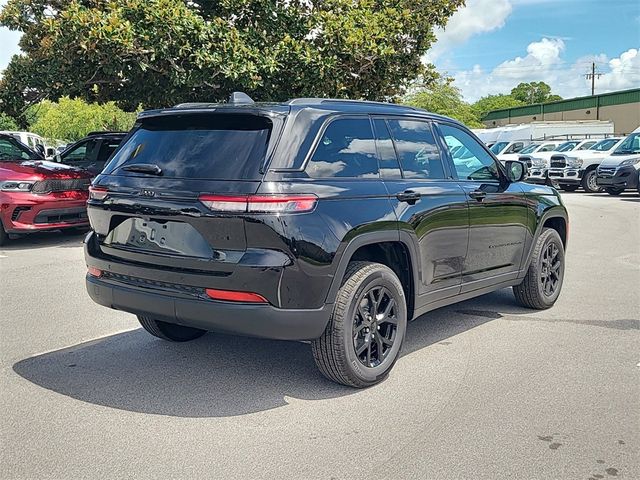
[505,160,527,182]
[54,154,62,163]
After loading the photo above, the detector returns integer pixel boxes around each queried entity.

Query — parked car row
[0,131,126,245]
[484,128,640,195]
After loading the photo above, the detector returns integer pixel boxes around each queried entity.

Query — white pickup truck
[522,139,599,185]
[546,137,624,192]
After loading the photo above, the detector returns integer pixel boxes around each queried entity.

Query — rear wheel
[312,261,407,388]
[137,316,207,342]
[581,169,601,193]
[605,187,624,196]
[560,185,578,192]
[513,228,565,309]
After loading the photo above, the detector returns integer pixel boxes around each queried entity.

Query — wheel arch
[325,230,421,320]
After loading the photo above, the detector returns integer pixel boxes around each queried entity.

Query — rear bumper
[596,166,638,189]
[86,275,331,340]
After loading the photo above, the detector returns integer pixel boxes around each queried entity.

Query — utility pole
[584,62,602,96]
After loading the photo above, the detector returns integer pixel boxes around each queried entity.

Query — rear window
[103,114,272,180]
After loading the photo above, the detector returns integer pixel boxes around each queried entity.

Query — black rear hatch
[88,111,284,271]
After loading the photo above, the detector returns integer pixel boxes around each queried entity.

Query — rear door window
[387,119,445,179]
[103,114,272,180]
[305,117,379,178]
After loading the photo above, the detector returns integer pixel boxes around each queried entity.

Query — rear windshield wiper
[121,163,163,175]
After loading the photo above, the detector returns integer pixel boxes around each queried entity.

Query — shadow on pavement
[12,289,535,418]
[1,230,86,250]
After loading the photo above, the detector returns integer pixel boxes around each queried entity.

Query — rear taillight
[87,266,103,278]
[205,288,268,303]
[89,186,108,200]
[199,194,317,213]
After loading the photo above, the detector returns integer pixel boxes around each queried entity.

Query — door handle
[468,189,487,201]
[396,190,421,204]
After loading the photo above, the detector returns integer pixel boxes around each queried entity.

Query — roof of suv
[138,96,461,126]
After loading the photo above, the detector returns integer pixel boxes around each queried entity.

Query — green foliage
[0,112,19,130]
[28,97,136,141]
[472,94,524,118]
[0,0,465,116]
[404,78,484,128]
[510,82,562,104]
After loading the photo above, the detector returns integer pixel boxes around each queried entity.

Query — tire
[560,185,578,192]
[513,228,565,310]
[311,261,408,388]
[137,315,207,342]
[605,187,624,196]
[581,169,601,193]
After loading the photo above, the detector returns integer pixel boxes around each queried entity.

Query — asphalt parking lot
[1,192,638,480]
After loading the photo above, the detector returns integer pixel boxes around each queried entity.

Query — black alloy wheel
[540,242,562,297]
[352,286,399,368]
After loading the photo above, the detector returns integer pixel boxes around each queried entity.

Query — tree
[472,94,524,118]
[28,97,137,141]
[510,82,562,104]
[0,0,465,118]
[0,112,19,130]
[404,77,484,128]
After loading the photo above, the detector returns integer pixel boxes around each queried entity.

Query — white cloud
[426,0,513,63]
[452,40,640,102]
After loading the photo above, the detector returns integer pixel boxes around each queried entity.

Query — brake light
[199,194,317,213]
[87,266,103,278]
[89,186,108,200]
[205,288,268,303]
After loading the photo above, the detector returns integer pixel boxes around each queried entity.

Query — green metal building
[482,88,640,135]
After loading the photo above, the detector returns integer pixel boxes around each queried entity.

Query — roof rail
[287,97,418,110]
[87,131,127,136]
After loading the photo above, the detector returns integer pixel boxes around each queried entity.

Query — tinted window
[104,114,271,180]
[63,140,94,163]
[590,139,619,151]
[539,143,558,152]
[490,142,508,154]
[440,123,500,181]
[372,119,401,178]
[578,141,596,150]
[0,138,38,160]
[504,142,524,154]
[520,144,540,154]
[97,140,122,162]
[557,141,579,152]
[306,118,378,178]
[387,119,445,179]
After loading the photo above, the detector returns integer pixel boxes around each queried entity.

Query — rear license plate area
[104,218,213,259]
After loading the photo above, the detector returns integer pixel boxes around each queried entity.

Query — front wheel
[605,187,624,196]
[312,261,407,388]
[137,316,207,342]
[513,228,565,309]
[581,170,602,193]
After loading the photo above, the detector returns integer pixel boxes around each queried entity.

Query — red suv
[0,134,92,245]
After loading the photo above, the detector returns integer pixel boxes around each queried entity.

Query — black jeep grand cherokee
[85,94,568,387]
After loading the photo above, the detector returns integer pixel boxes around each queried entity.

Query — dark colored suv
[56,131,126,175]
[84,95,568,387]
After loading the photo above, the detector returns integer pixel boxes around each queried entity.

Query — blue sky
[1,0,639,102]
